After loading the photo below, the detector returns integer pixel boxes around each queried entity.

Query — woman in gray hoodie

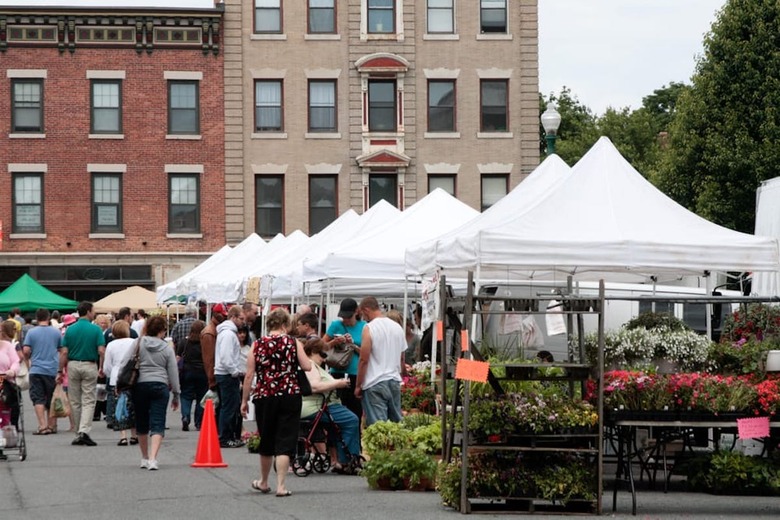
[129,315,180,470]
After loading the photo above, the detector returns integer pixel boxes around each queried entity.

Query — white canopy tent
[406,154,572,277]
[156,243,233,303]
[751,176,780,296]
[405,137,780,283]
[302,189,479,295]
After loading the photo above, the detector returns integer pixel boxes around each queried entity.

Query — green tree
[540,87,598,165]
[654,0,780,232]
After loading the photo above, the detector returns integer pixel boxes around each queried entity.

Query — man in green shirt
[58,301,106,446]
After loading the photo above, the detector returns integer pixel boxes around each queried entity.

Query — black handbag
[325,342,356,371]
[116,339,141,392]
[295,354,312,397]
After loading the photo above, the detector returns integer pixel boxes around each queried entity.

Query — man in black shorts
[23,308,62,435]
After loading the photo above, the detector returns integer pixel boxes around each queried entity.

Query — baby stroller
[292,392,364,477]
[0,380,27,461]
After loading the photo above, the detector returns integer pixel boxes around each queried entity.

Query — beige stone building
[223,0,540,242]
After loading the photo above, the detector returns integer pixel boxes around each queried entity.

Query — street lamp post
[541,103,562,156]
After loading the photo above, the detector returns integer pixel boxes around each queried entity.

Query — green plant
[625,312,689,331]
[437,458,462,507]
[722,303,780,342]
[395,448,438,488]
[679,451,780,495]
[360,449,404,490]
[362,421,412,456]
[402,412,437,430]
[242,431,261,453]
[469,397,517,439]
[401,375,437,414]
[411,421,442,454]
[531,456,596,504]
[708,337,778,376]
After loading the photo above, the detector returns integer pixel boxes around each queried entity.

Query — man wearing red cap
[201,304,228,391]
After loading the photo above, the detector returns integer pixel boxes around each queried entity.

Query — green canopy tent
[0,274,78,313]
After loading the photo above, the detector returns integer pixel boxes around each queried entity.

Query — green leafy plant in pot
[360,449,405,490]
[362,420,412,456]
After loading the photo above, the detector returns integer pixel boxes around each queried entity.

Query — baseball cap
[212,303,228,317]
[337,298,358,318]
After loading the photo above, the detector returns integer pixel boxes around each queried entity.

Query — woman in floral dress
[241,308,311,496]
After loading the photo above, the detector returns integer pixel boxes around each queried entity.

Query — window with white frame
[91,80,122,134]
[427,0,454,33]
[255,0,282,33]
[255,175,284,238]
[169,174,200,233]
[428,175,456,196]
[11,79,43,133]
[480,79,508,132]
[368,79,396,132]
[255,80,283,132]
[168,81,199,134]
[428,80,456,132]
[367,0,395,34]
[309,175,337,234]
[12,173,43,233]
[480,0,507,33]
[481,174,507,211]
[91,173,122,233]
[308,80,336,132]
[369,173,397,207]
[308,0,335,33]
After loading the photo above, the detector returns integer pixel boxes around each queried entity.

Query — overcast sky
[539,0,726,115]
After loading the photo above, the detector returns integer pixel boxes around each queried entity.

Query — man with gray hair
[170,305,198,351]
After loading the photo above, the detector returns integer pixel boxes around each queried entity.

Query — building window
[255,0,282,33]
[428,175,456,196]
[428,80,456,132]
[427,0,454,33]
[169,174,200,233]
[369,174,397,208]
[481,174,508,211]
[480,0,507,33]
[309,175,337,234]
[91,80,122,134]
[308,80,336,132]
[480,79,508,132]
[11,79,43,133]
[91,174,122,233]
[168,81,199,134]
[308,0,335,33]
[368,0,394,34]
[12,173,43,233]
[368,80,396,132]
[256,175,284,238]
[255,80,283,132]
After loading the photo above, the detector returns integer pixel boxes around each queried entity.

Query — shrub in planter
[531,456,596,504]
[679,451,780,495]
[402,412,437,430]
[708,337,778,376]
[362,420,412,456]
[722,303,780,342]
[396,448,438,489]
[625,312,689,331]
[411,420,442,455]
[469,397,517,440]
[361,449,404,490]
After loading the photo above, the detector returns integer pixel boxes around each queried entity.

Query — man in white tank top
[354,296,407,426]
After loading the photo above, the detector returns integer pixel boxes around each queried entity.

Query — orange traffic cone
[191,399,228,468]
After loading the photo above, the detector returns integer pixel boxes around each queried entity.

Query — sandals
[117,438,129,446]
[32,427,53,435]
[129,437,139,445]
[251,480,271,493]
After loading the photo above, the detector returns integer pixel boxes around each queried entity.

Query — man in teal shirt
[58,301,106,446]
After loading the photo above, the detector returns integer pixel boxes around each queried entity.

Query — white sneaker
[148,459,159,471]
[140,459,149,469]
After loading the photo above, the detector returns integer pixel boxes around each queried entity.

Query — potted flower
[242,431,261,454]
[469,397,516,442]
[401,375,437,414]
[410,420,442,455]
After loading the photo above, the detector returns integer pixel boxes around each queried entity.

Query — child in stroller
[294,339,363,476]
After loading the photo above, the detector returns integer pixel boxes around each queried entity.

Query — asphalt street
[1,399,779,520]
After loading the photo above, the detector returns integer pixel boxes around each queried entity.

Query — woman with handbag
[240,307,311,496]
[127,316,180,470]
[322,298,366,424]
[104,320,137,446]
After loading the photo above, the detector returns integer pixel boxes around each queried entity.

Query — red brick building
[0,1,224,301]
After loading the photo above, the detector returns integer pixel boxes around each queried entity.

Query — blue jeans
[132,382,170,436]
[216,374,240,442]
[362,379,402,427]
[304,403,360,464]
[180,368,208,429]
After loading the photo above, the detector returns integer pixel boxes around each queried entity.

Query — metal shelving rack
[441,274,605,515]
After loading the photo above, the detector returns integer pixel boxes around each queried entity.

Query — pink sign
[737,416,770,439]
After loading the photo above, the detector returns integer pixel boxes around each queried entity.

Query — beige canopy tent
[93,286,160,313]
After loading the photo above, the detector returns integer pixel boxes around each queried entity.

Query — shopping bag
[50,383,71,418]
